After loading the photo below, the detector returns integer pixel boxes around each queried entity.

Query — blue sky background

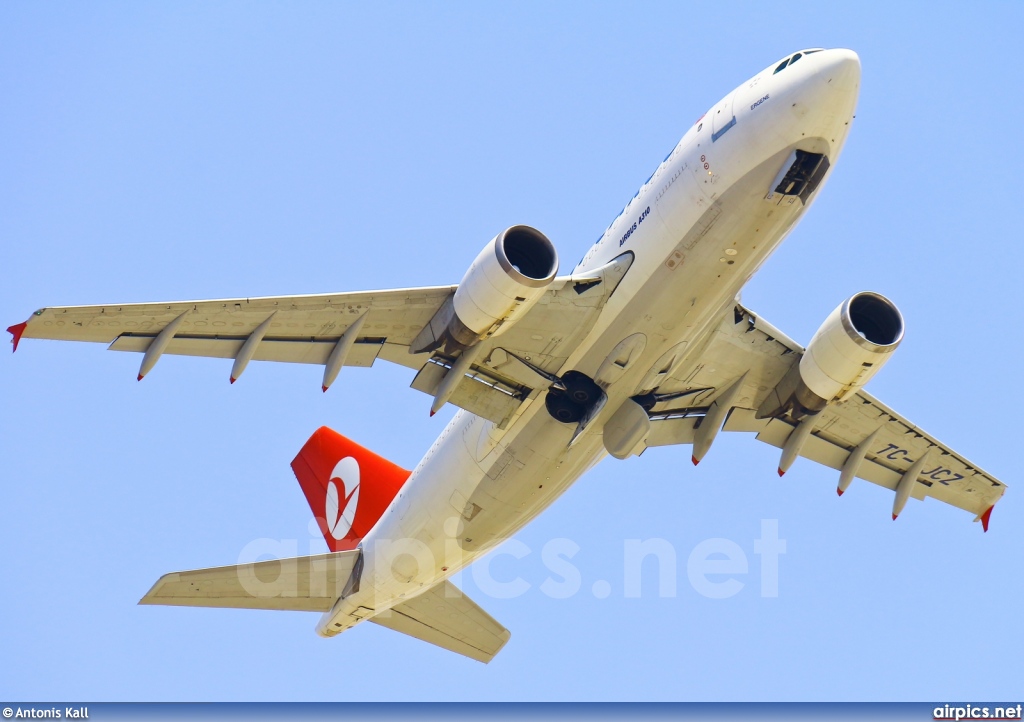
[2,2,1022,702]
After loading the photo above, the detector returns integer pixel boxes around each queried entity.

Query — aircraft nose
[815,48,861,92]
[789,48,861,133]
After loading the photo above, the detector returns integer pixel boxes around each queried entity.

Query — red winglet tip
[980,505,994,533]
[777,468,785,477]
[892,513,898,521]
[137,374,144,381]
[229,377,236,385]
[322,385,328,393]
[836,488,844,497]
[7,321,27,353]
[429,410,436,417]
[691,455,699,466]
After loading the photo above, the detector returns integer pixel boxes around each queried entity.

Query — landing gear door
[765,150,831,205]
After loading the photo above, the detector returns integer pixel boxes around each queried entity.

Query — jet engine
[412,225,559,354]
[758,292,904,420]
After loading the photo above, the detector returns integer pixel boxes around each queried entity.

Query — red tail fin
[291,426,410,552]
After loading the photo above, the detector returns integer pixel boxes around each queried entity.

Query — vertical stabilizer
[291,427,410,552]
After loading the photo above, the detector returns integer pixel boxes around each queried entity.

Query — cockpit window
[775,49,823,74]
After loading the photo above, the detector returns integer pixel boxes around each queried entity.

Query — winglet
[691,455,699,466]
[836,488,844,497]
[892,513,898,521]
[7,321,27,353]
[980,505,994,533]
[777,468,785,477]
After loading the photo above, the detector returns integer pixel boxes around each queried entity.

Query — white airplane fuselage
[319,48,861,636]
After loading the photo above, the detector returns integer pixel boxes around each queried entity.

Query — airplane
[7,48,1006,664]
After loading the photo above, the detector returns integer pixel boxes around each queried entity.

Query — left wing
[9,285,456,372]
[638,303,1006,529]
[9,270,619,426]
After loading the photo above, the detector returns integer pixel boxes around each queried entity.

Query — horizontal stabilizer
[139,551,360,612]
[371,580,510,664]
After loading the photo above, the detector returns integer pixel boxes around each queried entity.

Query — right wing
[370,580,511,664]
[638,302,1006,527]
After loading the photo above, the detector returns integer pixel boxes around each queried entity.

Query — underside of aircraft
[8,47,1005,663]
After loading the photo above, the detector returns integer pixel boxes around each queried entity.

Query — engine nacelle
[411,225,559,354]
[758,292,904,419]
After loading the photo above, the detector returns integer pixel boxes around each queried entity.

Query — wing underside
[637,303,1006,527]
[10,272,617,427]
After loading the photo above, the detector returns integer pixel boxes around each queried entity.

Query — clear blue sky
[2,2,1022,702]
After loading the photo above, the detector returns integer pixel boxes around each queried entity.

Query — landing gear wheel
[562,370,601,406]
[545,391,584,424]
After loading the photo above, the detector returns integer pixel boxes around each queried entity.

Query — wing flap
[109,335,385,366]
[645,416,699,447]
[370,580,510,664]
[753,417,904,491]
[139,551,360,612]
[410,358,526,428]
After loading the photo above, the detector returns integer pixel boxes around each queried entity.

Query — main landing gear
[544,371,602,424]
